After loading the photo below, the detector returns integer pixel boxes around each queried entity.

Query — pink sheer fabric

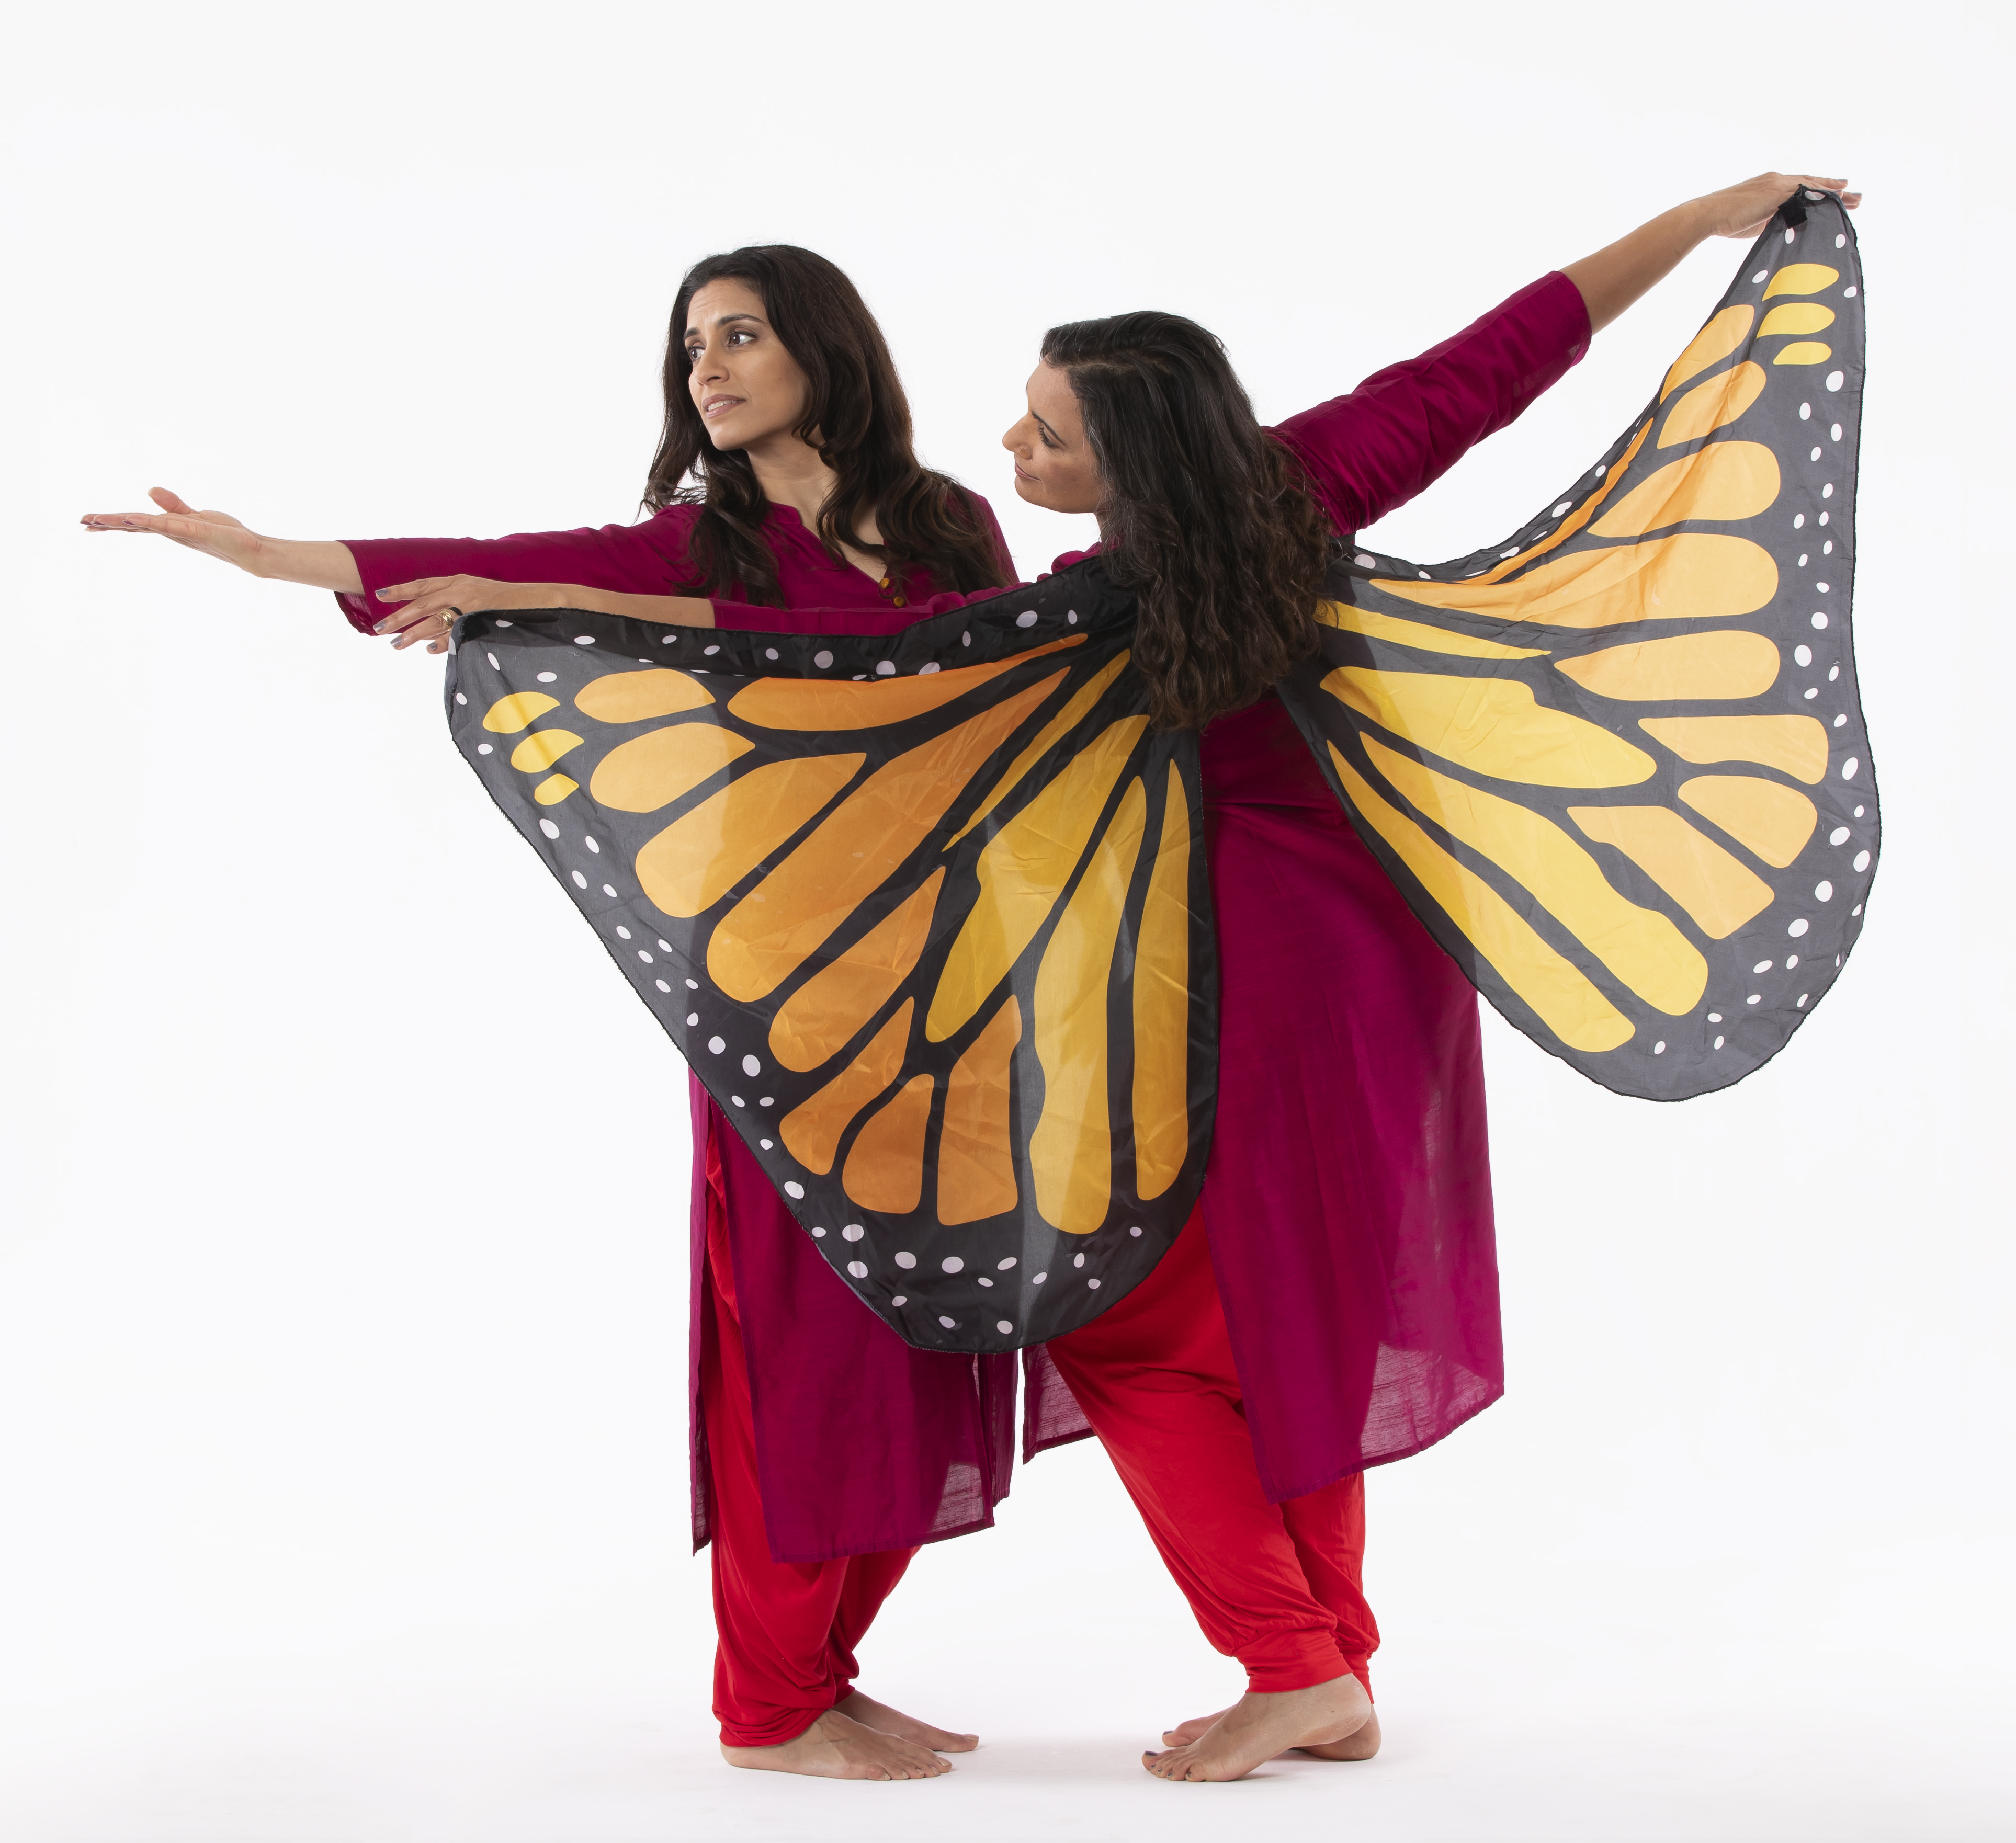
[718,271,1592,1503]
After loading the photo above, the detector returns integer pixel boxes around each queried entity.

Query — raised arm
[1270,275,1593,536]
[1564,171,1859,331]
[1272,172,1860,536]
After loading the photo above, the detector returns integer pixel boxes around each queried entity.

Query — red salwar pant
[704,1169,1376,1745]
[701,1190,918,1747]
[1046,1210,1379,1697]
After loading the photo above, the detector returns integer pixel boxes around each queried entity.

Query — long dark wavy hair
[1040,312,1334,729]
[643,245,1009,604]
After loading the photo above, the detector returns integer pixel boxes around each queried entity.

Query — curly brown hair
[1040,312,1334,729]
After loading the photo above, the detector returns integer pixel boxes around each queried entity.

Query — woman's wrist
[1675,196,1719,254]
[252,537,364,593]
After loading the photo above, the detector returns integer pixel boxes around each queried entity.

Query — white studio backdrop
[3,2,2011,1837]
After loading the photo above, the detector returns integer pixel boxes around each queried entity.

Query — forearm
[248,537,366,592]
[545,586,717,627]
[1562,199,1717,333]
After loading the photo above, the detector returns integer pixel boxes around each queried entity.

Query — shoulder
[643,502,704,540]
[946,484,1016,576]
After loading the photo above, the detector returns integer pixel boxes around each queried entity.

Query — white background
[4,1,2011,1837]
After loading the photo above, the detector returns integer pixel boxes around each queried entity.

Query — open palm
[80,487,270,570]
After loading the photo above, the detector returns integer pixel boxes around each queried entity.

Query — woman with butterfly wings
[505,168,1856,1783]
[84,246,1025,1783]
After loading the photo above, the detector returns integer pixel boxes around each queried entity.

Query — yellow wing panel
[1030,777,1148,1234]
[1132,766,1193,1202]
[1364,738,1706,1015]
[1331,747,1634,1053]
[926,717,1148,1043]
[1568,806,1775,939]
[1328,668,1656,787]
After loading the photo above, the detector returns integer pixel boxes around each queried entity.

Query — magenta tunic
[714,272,1593,1506]
[342,498,1030,1561]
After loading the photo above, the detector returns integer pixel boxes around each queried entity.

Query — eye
[685,345,704,366]
[726,328,755,347]
[1037,429,1060,451]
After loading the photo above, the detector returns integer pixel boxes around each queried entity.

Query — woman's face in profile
[1003,362,1103,515]
[685,279,811,453]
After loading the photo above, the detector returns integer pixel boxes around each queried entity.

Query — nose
[1002,415,1031,455]
[693,340,728,386]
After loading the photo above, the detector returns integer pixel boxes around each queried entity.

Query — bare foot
[721,1707,952,1780]
[1295,1709,1381,1760]
[1162,1705,1232,1748]
[1144,1674,1374,1782]
[1163,1702,1381,1760]
[834,1688,979,1753]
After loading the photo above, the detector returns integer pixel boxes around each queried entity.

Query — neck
[743,431,844,534]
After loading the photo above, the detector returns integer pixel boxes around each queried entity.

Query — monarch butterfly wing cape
[1276,189,1874,1099]
[445,564,1216,1354]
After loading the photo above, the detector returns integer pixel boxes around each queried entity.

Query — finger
[149,487,196,515]
[376,578,455,601]
[390,617,452,650]
[374,600,450,634]
[80,511,176,533]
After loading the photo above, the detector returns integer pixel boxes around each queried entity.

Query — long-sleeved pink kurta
[341,498,1028,1561]
[712,272,1593,1512]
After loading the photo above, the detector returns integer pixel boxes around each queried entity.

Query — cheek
[1062,454,1102,503]
[747,347,800,407]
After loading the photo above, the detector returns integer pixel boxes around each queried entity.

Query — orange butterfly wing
[449,568,1216,1352]
[1278,188,1874,1098]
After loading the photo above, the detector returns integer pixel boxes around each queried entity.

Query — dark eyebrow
[1032,412,1066,443]
[683,312,765,342]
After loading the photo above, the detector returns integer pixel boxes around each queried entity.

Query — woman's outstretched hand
[1697,172,1863,240]
[82,489,266,567]
[372,576,722,654]
[80,489,364,591]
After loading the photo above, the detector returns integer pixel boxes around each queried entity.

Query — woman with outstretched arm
[85,245,1021,1784]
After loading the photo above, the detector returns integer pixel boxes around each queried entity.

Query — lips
[703,394,745,419]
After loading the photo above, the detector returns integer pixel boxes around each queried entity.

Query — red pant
[1047,1210,1378,1696]
[705,1161,1372,1739]
[703,1158,916,1747]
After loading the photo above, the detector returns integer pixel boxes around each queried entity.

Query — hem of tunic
[731,1507,999,1569]
[1255,1379,1505,1507]
[1023,1423,1099,1465]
